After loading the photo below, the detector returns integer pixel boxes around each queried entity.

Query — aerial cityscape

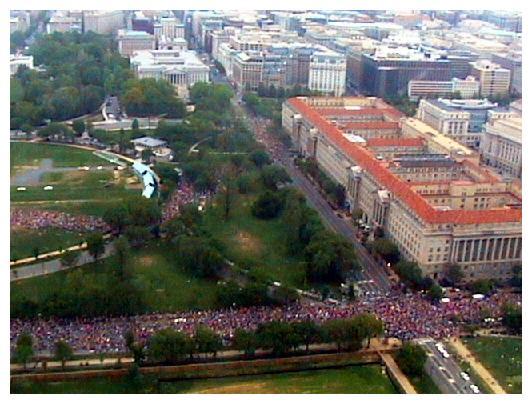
[9,8,522,395]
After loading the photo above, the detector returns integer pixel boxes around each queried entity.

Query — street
[417,338,478,394]
[231,91,391,295]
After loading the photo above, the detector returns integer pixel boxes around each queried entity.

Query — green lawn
[10,142,106,169]
[462,336,522,394]
[11,242,220,313]
[12,365,398,394]
[10,228,88,260]
[201,192,306,288]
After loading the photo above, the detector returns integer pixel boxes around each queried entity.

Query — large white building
[130,49,210,99]
[117,29,155,57]
[480,117,522,178]
[10,54,34,76]
[154,16,185,41]
[470,60,511,98]
[308,51,346,96]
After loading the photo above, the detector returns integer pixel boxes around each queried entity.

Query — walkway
[11,237,114,280]
[447,338,506,394]
[380,353,417,394]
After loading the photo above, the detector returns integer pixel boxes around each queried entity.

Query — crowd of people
[161,182,196,223]
[10,289,520,354]
[10,208,109,234]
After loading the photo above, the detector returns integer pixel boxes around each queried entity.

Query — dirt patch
[193,381,269,394]
[234,231,262,255]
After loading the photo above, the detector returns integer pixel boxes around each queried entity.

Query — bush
[251,190,284,219]
[396,342,427,377]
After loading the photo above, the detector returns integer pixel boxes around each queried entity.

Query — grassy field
[462,336,522,394]
[12,365,398,394]
[11,242,220,312]
[10,142,106,170]
[10,228,88,260]
[201,192,306,288]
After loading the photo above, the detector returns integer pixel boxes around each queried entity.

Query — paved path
[380,353,417,394]
[11,239,114,281]
[448,338,506,394]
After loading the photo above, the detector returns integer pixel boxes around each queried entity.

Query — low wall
[12,351,382,384]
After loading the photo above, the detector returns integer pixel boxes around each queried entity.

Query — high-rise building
[491,52,522,95]
[469,60,511,98]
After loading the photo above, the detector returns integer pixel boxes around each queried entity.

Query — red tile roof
[316,107,389,117]
[339,121,399,130]
[287,97,521,225]
[366,138,425,147]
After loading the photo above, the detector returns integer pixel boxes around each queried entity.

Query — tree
[174,235,225,279]
[233,329,258,357]
[304,231,358,284]
[371,238,401,264]
[260,165,291,190]
[446,265,464,286]
[251,190,284,219]
[354,314,384,348]
[502,304,522,334]
[15,332,34,370]
[470,279,495,295]
[293,321,323,352]
[141,149,152,163]
[132,118,139,131]
[72,119,85,136]
[53,340,74,370]
[103,204,130,234]
[124,329,145,365]
[86,233,105,261]
[256,321,300,356]
[396,342,427,377]
[219,164,237,221]
[124,225,152,248]
[194,326,222,358]
[249,149,271,168]
[323,318,364,352]
[509,265,522,289]
[146,328,192,364]
[395,260,423,289]
[60,250,80,268]
[114,236,131,280]
[427,283,444,301]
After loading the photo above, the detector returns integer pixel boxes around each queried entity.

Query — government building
[282,96,521,281]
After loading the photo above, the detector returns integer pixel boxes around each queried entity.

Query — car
[16,187,26,191]
[97,166,103,170]
[43,185,53,191]
[442,351,450,359]
[470,384,480,393]
[460,372,471,381]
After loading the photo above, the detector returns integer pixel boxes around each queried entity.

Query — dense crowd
[161,182,196,222]
[10,290,520,354]
[11,208,109,233]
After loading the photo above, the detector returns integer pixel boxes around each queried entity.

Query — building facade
[117,29,156,57]
[308,52,347,96]
[480,117,522,179]
[469,60,511,98]
[283,96,521,280]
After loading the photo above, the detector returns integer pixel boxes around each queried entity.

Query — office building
[361,46,452,98]
[83,10,125,35]
[469,60,511,97]
[117,29,155,57]
[308,51,347,96]
[480,117,522,178]
[283,96,521,280]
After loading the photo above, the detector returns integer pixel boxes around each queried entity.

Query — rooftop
[287,97,521,225]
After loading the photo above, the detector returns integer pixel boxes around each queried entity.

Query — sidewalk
[447,338,506,394]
